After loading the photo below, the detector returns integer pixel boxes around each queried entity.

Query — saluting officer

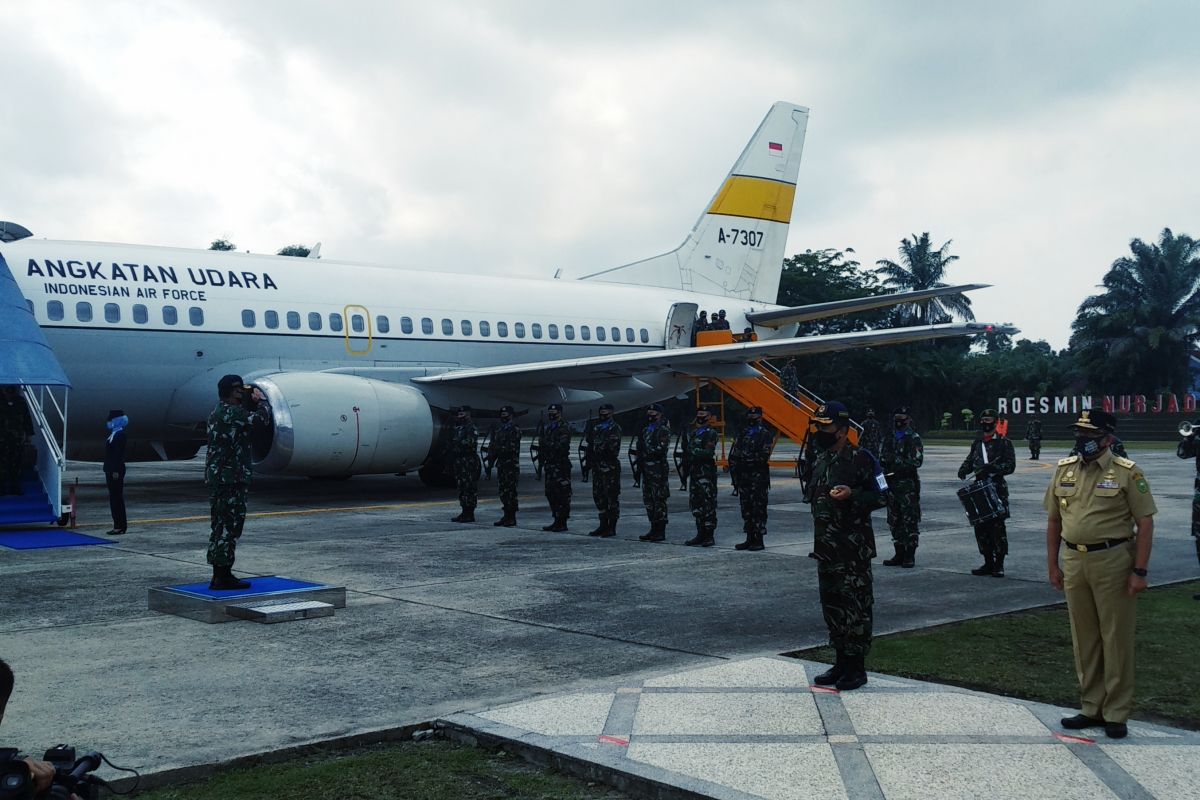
[880,405,923,567]
[539,403,573,532]
[684,408,720,547]
[637,404,672,542]
[450,406,481,523]
[491,405,522,527]
[958,408,1016,577]
[586,403,623,537]
[729,406,774,551]
[1047,409,1156,739]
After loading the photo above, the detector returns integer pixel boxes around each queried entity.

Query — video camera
[1,746,104,800]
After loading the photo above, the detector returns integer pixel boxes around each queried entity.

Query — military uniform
[685,414,720,546]
[586,405,623,537]
[858,414,883,458]
[204,384,270,581]
[780,360,799,401]
[1046,409,1156,734]
[958,415,1016,576]
[807,401,887,691]
[1176,434,1200,567]
[540,405,573,531]
[449,409,481,522]
[636,407,672,541]
[0,387,33,495]
[1025,418,1043,460]
[729,409,774,551]
[880,409,923,567]
[491,409,522,527]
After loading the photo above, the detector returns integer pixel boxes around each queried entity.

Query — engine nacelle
[251,373,435,476]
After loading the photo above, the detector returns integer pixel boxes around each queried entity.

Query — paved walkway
[440,656,1200,800]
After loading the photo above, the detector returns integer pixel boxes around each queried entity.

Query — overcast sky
[3,1,1198,348]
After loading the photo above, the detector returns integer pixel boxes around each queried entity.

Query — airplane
[0,101,1007,484]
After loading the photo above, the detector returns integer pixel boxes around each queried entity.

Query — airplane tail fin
[577,101,808,304]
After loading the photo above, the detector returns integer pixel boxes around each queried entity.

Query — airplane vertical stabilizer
[577,102,808,304]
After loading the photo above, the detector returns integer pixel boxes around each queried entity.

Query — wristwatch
[1131,567,1148,577]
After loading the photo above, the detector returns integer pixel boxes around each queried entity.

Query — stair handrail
[20,384,67,519]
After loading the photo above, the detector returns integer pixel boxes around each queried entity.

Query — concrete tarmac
[1,444,1196,781]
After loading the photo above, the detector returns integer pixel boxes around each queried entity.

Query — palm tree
[875,233,974,324]
[1069,228,1200,395]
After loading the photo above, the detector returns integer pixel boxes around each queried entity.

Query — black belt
[1062,537,1132,553]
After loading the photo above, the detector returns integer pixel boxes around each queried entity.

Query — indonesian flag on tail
[768,141,783,157]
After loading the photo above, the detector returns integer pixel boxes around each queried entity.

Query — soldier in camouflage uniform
[586,403,623,537]
[637,404,672,542]
[806,401,887,691]
[1175,428,1200,585]
[780,358,799,402]
[729,406,774,551]
[684,408,720,547]
[858,409,883,458]
[540,403,573,532]
[449,406,481,523]
[491,405,522,527]
[1025,416,1043,460]
[880,405,924,568]
[0,386,33,495]
[958,408,1016,577]
[205,375,270,590]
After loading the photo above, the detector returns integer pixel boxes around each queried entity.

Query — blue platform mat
[0,530,115,549]
[164,576,327,599]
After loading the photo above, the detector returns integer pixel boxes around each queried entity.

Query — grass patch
[788,580,1200,730]
[136,739,629,800]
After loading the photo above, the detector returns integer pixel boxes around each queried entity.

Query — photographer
[205,374,270,590]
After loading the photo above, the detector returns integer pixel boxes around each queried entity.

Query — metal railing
[20,384,69,520]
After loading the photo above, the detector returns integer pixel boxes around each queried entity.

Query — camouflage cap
[647,403,664,414]
[813,400,851,428]
[499,405,514,414]
[217,374,244,398]
[547,403,563,412]
[893,405,912,417]
[980,408,998,419]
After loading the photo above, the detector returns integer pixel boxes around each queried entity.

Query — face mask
[696,417,708,426]
[814,430,839,450]
[980,422,995,433]
[1075,436,1102,457]
[894,419,908,430]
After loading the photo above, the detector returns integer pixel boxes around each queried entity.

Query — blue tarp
[0,250,70,387]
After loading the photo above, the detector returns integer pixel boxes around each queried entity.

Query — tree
[1069,228,1200,395]
[209,238,236,251]
[277,244,311,258]
[776,248,889,334]
[875,233,974,324]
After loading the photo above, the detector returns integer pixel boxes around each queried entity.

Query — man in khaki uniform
[1044,409,1155,739]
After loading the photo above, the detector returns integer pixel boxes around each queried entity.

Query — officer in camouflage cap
[491,405,522,527]
[806,400,887,691]
[730,406,774,551]
[880,405,924,567]
[540,403,573,532]
[205,375,270,590]
[636,403,672,542]
[449,406,481,523]
[684,407,720,546]
[586,403,623,537]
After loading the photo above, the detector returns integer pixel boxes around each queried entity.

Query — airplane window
[265,310,279,329]
[287,311,301,330]
[611,327,620,342]
[514,322,526,337]
[640,328,649,343]
[626,327,635,342]
[104,303,120,323]
[376,315,390,334]
[308,312,322,331]
[242,309,256,328]
[400,316,413,334]
[76,302,93,322]
[461,320,473,336]
[441,318,453,336]
[163,306,178,326]
[132,304,149,325]
[581,325,591,341]
[352,315,365,333]
[564,324,575,340]
[330,313,344,332]
[548,323,559,340]
[47,301,64,321]
[531,323,542,339]
[596,326,606,342]
[497,321,508,337]
[189,307,204,326]
[479,321,491,337]
[422,317,433,335]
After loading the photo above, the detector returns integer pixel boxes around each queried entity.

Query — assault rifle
[480,424,497,480]
[627,427,644,488]
[578,412,595,483]
[672,430,691,490]
[530,415,544,482]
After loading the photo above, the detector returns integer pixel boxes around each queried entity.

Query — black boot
[745,530,765,552]
[901,545,916,568]
[700,527,716,547]
[813,651,845,686]
[494,511,516,527]
[991,556,1005,578]
[971,556,995,576]
[685,522,705,546]
[882,543,903,567]
[209,565,251,591]
[549,515,568,532]
[835,654,868,691]
[734,532,754,550]
[598,514,617,537]
[588,515,606,536]
[452,508,474,522]
[640,520,666,542]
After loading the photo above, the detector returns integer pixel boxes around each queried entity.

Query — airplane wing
[412,322,1013,390]
[746,284,988,328]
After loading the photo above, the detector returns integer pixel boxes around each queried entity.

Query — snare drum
[956,479,1009,526]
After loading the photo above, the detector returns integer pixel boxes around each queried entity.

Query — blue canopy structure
[0,250,71,387]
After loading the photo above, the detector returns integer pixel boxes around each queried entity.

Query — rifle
[481,424,497,480]
[673,430,691,490]
[579,412,595,483]
[628,427,644,488]
[530,414,544,482]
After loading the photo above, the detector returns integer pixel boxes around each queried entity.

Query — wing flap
[746,284,989,328]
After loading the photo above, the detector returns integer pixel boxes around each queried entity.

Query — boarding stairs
[0,384,71,528]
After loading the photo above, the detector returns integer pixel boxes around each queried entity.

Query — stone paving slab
[440,656,1200,800]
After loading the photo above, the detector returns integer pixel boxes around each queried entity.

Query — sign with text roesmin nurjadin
[997,394,1200,416]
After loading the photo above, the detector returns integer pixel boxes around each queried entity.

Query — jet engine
[249,373,435,476]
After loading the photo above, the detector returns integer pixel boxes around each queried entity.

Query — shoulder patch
[1058,455,1080,466]
[1113,456,1135,469]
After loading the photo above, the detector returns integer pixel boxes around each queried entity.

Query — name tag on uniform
[1058,481,1075,488]
[1096,480,1119,490]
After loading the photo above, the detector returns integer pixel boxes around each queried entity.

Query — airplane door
[344,305,373,356]
[665,302,698,349]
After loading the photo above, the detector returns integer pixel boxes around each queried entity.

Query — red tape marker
[598,735,629,747]
[1054,733,1096,745]
[810,686,839,694]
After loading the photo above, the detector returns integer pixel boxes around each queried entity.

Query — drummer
[957,408,1017,577]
